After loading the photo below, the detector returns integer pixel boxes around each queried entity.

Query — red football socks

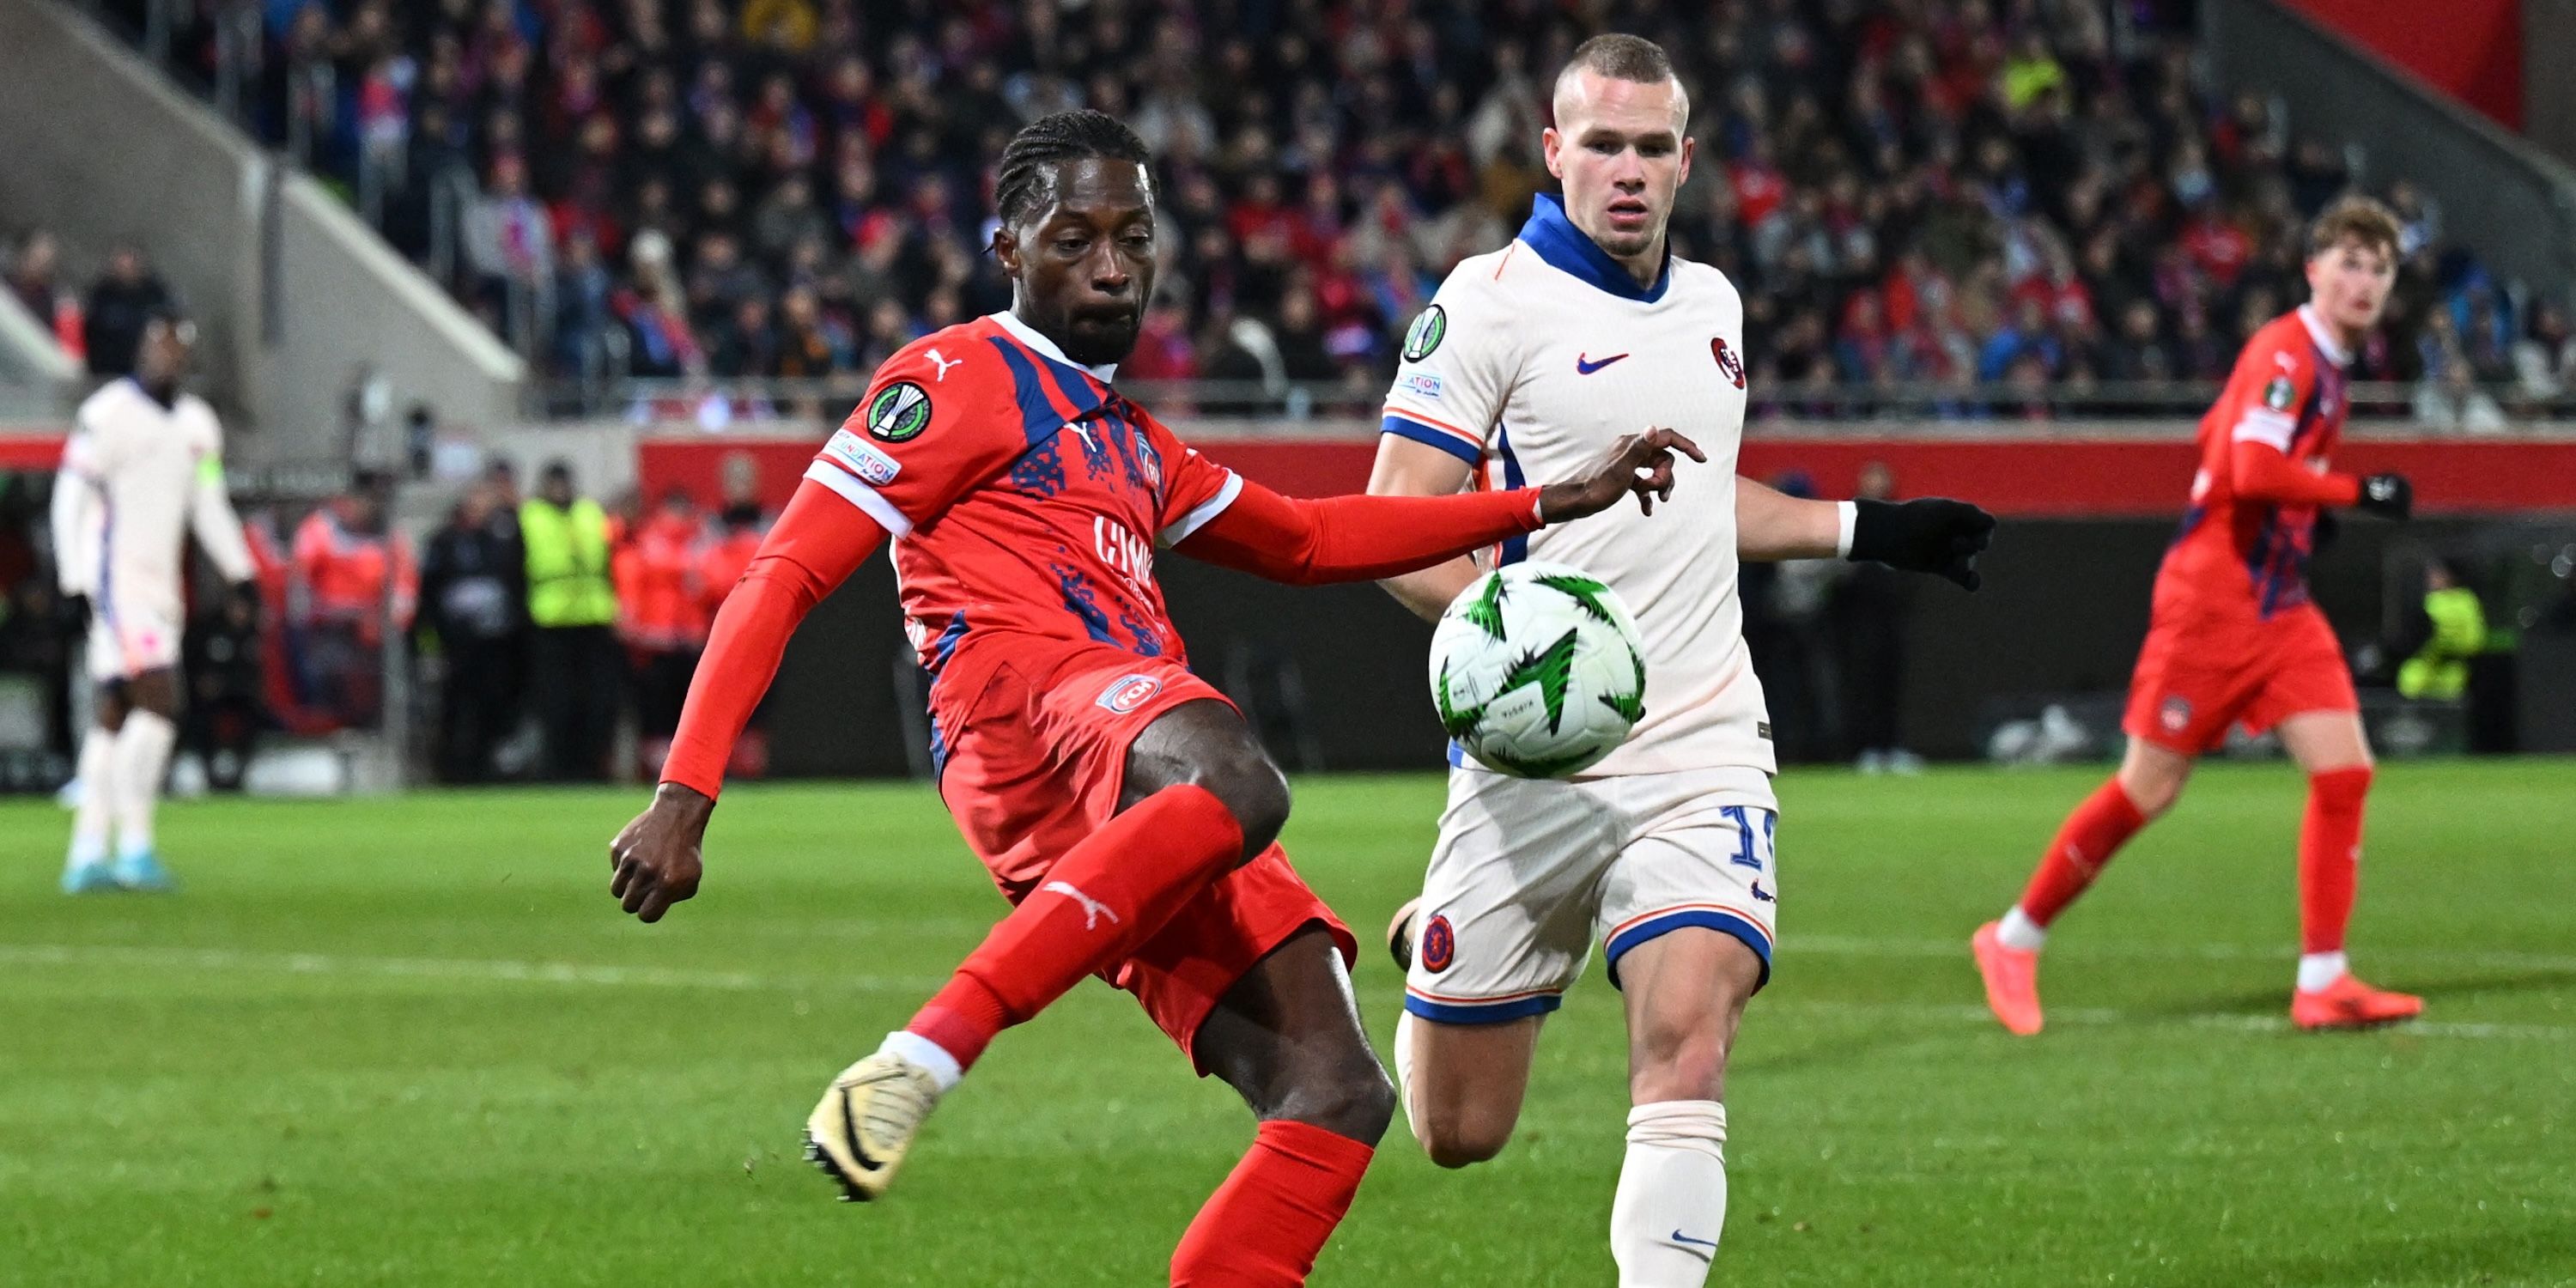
[2017,776,2150,926]
[2299,766,2372,954]
[905,783,1245,1072]
[1170,1121,1376,1287]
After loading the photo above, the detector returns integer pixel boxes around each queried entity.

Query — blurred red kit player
[599,112,1698,1287]
[1974,197,2426,1036]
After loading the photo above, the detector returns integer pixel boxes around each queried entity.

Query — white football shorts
[88,601,182,683]
[1402,762,1779,1024]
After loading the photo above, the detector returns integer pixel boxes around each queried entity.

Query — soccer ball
[1429,560,1647,779]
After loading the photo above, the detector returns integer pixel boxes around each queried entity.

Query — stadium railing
[528,377,2576,430]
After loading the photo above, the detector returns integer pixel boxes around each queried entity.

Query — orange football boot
[2291,974,2424,1030]
[1971,921,2044,1036]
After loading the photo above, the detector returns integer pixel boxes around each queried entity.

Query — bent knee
[1410,1101,1518,1169]
[2117,767,2186,817]
[1271,1060,1394,1145]
[1198,754,1291,859]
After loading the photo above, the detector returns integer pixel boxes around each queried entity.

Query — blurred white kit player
[51,316,256,892]
[1370,36,1992,1287]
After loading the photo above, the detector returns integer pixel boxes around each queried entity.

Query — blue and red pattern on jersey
[805,313,1239,694]
[2155,307,2350,623]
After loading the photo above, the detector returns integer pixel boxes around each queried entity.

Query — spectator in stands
[289,470,419,730]
[82,246,173,379]
[128,0,2576,424]
[462,153,553,337]
[2513,302,2574,403]
[519,459,619,781]
[419,480,526,783]
[6,230,80,356]
[614,488,709,778]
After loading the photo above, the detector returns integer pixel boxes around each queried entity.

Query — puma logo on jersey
[925,349,963,382]
[1040,880,1120,930]
[2273,351,2298,373]
[1064,421,1098,452]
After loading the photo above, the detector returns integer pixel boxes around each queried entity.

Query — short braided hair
[993,110,1151,228]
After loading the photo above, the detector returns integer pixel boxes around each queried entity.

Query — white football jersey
[1382,194,1768,777]
[52,379,255,619]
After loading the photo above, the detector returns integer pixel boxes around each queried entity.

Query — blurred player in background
[602,111,1696,1285]
[1369,37,1995,1287]
[1973,197,2421,1035]
[50,311,257,891]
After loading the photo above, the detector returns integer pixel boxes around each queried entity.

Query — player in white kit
[50,313,258,892]
[1368,37,1996,1285]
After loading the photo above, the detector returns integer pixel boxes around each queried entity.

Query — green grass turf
[4,761,2573,1286]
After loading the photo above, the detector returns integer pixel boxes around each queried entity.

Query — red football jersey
[805,313,1241,673]
[2154,306,2353,622]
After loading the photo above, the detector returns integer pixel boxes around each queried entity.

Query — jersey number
[1720,805,1777,872]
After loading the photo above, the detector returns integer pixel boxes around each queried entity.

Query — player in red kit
[1973,197,2423,1035]
[603,112,1701,1285]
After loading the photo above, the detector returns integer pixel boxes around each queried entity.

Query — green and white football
[1430,560,1647,779]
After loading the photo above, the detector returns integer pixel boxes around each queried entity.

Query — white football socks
[110,710,177,860]
[1610,1099,1728,1287]
[66,726,118,870]
[1996,906,2049,952]
[878,1030,963,1092]
[2298,951,2348,993]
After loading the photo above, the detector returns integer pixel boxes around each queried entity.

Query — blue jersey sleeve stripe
[1381,414,1484,465]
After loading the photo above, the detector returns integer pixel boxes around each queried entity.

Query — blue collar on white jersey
[1516,191,1672,304]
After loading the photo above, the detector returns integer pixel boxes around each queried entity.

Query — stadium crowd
[105,0,2576,421]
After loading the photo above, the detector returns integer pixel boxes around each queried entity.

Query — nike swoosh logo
[843,1096,886,1171]
[1671,1230,1720,1251]
[1575,352,1629,374]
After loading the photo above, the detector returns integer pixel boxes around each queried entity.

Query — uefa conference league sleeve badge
[866,381,933,442]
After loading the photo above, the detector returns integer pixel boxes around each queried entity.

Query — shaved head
[1545,34,1694,276]
[1552,33,1691,130]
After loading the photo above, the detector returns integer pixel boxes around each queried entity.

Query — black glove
[1849,497,1998,591]
[2355,473,2412,520]
[59,592,91,637]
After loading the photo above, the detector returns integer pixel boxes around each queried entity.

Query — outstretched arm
[610,478,884,921]
[1735,476,1846,561]
[1182,429,1702,589]
[1741,476,1997,590]
[1362,435,1486,623]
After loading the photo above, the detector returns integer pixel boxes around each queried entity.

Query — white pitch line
[4,943,2567,1041]
[0,944,940,993]
[1768,999,2576,1042]
[1793,934,2576,975]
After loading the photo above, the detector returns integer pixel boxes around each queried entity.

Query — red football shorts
[931,631,1355,1071]
[2123,603,2358,756]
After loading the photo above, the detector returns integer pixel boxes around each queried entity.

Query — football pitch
[5,762,2572,1287]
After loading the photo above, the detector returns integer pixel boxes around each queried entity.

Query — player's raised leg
[1388,1000,1546,1169]
[1607,927,1761,1287]
[107,666,184,890]
[807,700,1285,1200]
[2275,711,2421,1028]
[1172,927,1393,1287]
[1974,737,2190,1034]
[63,683,125,894]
